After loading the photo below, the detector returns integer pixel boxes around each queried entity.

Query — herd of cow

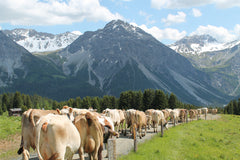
[17,106,217,160]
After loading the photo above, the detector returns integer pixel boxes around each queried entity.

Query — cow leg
[22,143,30,160]
[144,125,147,136]
[78,147,85,160]
[22,149,30,160]
[105,143,108,158]
[92,150,98,160]
[138,126,142,139]
[88,153,93,160]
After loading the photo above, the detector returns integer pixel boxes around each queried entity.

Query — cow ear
[69,107,73,113]
[56,109,61,114]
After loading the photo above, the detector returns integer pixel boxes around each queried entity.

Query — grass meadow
[0,112,22,160]
[0,112,21,139]
[119,115,240,160]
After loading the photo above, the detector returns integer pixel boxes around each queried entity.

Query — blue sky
[0,0,240,44]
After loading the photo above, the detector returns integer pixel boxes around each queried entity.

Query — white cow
[170,109,179,125]
[60,106,90,117]
[35,114,80,160]
[103,108,121,132]
[152,110,168,133]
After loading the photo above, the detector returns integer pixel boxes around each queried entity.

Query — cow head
[57,107,74,122]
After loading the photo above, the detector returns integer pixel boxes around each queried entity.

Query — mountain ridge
[0,21,232,105]
[170,34,240,97]
[3,28,80,53]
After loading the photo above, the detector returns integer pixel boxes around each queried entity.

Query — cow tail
[29,110,36,127]
[35,120,44,160]
[17,137,24,154]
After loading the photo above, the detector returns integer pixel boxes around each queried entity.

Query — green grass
[119,115,240,160]
[0,112,21,140]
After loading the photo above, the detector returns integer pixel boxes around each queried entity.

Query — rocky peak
[175,34,218,46]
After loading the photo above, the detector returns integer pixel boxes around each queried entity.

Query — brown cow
[124,109,136,136]
[212,108,218,115]
[135,110,147,139]
[162,109,170,122]
[179,109,187,123]
[145,109,154,129]
[189,109,197,121]
[74,112,103,160]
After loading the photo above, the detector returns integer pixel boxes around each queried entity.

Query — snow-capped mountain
[170,34,240,55]
[3,29,80,53]
[170,34,240,97]
[0,21,232,105]
[0,30,63,88]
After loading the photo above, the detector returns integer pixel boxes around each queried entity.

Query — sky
[0,0,240,44]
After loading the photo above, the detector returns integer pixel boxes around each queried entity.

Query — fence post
[205,112,207,120]
[186,110,188,123]
[161,121,164,137]
[134,125,137,152]
[108,138,116,160]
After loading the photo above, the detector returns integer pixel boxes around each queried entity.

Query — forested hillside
[0,89,206,115]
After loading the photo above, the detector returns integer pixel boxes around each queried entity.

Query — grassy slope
[0,112,22,160]
[0,112,21,139]
[119,115,240,160]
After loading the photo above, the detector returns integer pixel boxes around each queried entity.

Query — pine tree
[119,92,129,110]
[2,93,9,112]
[26,95,33,109]
[52,101,59,110]
[82,96,91,109]
[0,105,3,115]
[233,100,238,115]
[13,91,23,109]
[109,96,117,109]
[135,91,143,111]
[102,96,111,109]
[143,89,155,110]
[168,93,177,109]
[91,97,101,112]
[67,98,75,107]
[75,97,82,108]
[152,90,168,110]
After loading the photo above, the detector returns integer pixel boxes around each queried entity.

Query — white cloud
[0,26,1,30]
[0,0,123,25]
[161,12,186,26]
[192,8,202,17]
[234,24,240,39]
[151,0,240,9]
[191,25,239,43]
[131,23,186,42]
[139,11,156,25]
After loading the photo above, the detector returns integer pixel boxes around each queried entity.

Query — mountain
[0,21,231,105]
[0,30,70,98]
[170,34,240,56]
[44,20,229,105]
[170,34,240,97]
[3,29,79,53]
